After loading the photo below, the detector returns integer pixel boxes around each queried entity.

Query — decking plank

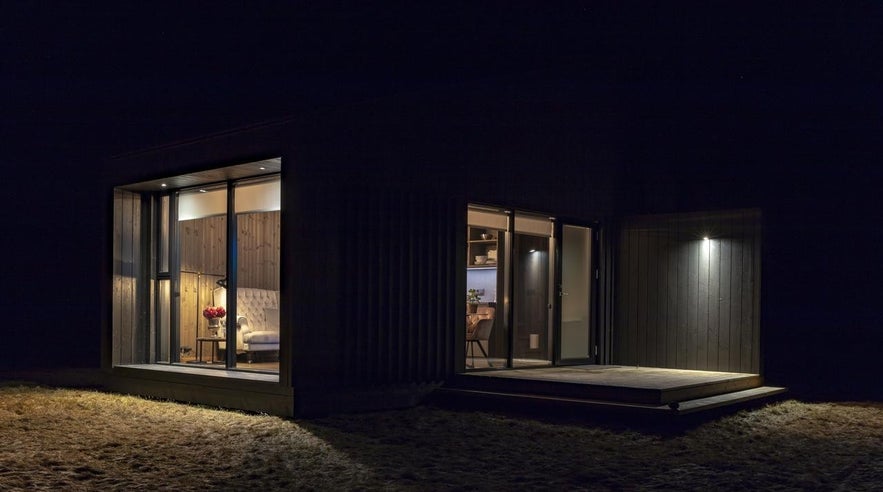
[453,365,764,405]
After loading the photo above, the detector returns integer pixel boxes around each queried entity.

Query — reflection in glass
[560,225,592,360]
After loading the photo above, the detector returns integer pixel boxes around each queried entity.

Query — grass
[0,383,881,490]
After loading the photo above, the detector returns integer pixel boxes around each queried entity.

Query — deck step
[433,385,787,416]
[672,386,788,414]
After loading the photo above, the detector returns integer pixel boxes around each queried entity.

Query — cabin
[103,89,784,417]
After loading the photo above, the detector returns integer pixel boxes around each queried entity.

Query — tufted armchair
[218,287,280,363]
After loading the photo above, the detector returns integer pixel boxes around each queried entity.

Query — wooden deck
[441,365,786,415]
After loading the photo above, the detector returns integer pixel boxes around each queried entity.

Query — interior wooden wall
[236,211,281,290]
[613,209,761,373]
[179,215,227,277]
[178,211,280,345]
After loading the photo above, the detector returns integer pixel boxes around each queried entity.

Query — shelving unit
[467,226,499,268]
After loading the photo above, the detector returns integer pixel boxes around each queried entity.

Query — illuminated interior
[111,158,281,375]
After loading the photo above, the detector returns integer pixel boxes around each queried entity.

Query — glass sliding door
[462,206,599,372]
[465,205,509,370]
[512,213,554,368]
[557,224,595,364]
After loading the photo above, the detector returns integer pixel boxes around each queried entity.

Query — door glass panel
[512,213,553,368]
[466,206,507,370]
[560,225,593,360]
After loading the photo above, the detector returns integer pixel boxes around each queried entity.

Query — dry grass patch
[1,383,881,490]
[0,385,376,490]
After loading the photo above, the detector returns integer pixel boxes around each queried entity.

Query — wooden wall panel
[179,212,280,290]
[112,189,140,365]
[237,211,281,290]
[179,215,227,277]
[613,209,762,374]
[176,211,280,346]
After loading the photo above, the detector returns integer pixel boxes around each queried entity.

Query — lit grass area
[1,383,881,490]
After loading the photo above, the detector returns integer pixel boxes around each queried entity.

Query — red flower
[203,306,226,319]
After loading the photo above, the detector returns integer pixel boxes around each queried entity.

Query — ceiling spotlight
[160,183,167,188]
[703,236,709,241]
[199,189,206,193]
[259,166,266,170]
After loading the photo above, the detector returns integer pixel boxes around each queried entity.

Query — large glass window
[112,158,282,376]
[177,185,228,366]
[226,177,281,371]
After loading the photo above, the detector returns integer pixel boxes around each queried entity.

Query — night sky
[2,3,882,395]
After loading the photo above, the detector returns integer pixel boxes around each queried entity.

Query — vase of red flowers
[203,306,226,337]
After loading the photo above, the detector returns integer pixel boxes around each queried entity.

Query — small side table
[196,337,226,364]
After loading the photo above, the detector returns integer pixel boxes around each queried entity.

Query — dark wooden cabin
[103,90,781,417]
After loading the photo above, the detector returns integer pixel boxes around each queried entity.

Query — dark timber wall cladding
[613,209,761,373]
[337,185,461,386]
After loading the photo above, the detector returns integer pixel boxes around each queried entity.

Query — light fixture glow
[703,236,709,241]
[529,249,537,253]
[259,166,266,170]
[160,183,167,188]
[199,189,206,193]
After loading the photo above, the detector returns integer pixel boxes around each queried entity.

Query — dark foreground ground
[0,382,881,490]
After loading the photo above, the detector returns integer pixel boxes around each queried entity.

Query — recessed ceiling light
[199,189,206,193]
[160,183,167,188]
[259,166,266,170]
[703,236,709,241]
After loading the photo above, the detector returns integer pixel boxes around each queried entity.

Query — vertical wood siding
[613,209,761,373]
[596,226,616,364]
[338,187,459,385]
[112,189,141,365]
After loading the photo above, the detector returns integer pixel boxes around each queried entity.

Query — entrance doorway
[465,205,597,371]
[555,223,595,365]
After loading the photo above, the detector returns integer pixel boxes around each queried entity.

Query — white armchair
[218,287,280,362]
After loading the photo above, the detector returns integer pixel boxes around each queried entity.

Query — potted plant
[466,289,481,314]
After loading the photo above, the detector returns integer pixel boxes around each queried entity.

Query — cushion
[244,331,280,344]
[263,308,280,332]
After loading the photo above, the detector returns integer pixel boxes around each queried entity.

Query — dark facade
[99,91,778,416]
[614,209,762,373]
